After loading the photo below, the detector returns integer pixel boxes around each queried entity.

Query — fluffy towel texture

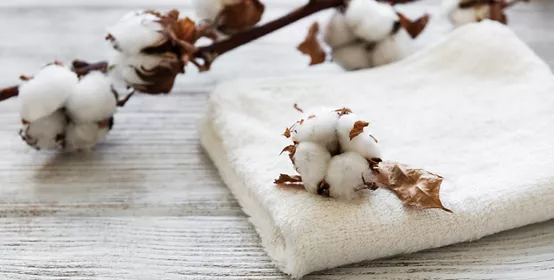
[199,21,554,278]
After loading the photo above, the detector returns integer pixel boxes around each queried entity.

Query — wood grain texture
[0,0,553,279]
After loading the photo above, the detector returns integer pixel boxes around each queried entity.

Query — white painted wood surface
[0,0,553,279]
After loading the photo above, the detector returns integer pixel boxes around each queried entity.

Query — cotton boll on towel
[66,71,117,124]
[290,107,340,153]
[64,119,113,152]
[19,109,67,150]
[292,142,332,195]
[18,64,78,123]
[344,0,399,43]
[106,10,166,55]
[337,113,382,161]
[325,152,376,201]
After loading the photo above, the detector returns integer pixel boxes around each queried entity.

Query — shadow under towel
[199,21,554,278]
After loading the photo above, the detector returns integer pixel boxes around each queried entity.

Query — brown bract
[335,107,352,116]
[297,22,327,66]
[133,61,183,94]
[397,12,430,39]
[274,173,303,184]
[489,1,507,24]
[349,120,370,140]
[293,103,304,113]
[376,162,452,213]
[283,127,292,138]
[217,0,265,34]
[280,144,297,164]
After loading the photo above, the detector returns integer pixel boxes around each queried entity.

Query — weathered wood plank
[0,217,552,279]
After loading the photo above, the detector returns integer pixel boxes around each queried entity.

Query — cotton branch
[0,0,423,101]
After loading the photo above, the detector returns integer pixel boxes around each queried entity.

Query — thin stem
[0,86,18,101]
[117,89,136,107]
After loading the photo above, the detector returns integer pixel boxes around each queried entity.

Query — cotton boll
[337,114,381,160]
[66,71,117,123]
[372,28,413,67]
[64,120,113,152]
[443,0,490,26]
[193,0,228,22]
[323,11,357,48]
[106,10,166,54]
[19,109,67,150]
[18,64,78,122]
[293,142,332,194]
[291,107,340,153]
[332,42,373,71]
[326,152,375,201]
[345,0,399,42]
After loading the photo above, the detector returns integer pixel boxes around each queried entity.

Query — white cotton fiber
[64,122,111,152]
[332,42,373,70]
[18,64,78,122]
[293,142,332,194]
[323,11,357,48]
[20,109,67,150]
[107,10,166,54]
[337,114,381,160]
[291,107,340,152]
[326,152,373,201]
[193,0,225,22]
[66,71,117,123]
[345,0,399,43]
[372,28,413,67]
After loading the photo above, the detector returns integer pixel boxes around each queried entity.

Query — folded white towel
[199,21,554,278]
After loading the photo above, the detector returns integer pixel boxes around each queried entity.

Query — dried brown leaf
[335,107,353,117]
[274,174,303,184]
[349,120,370,140]
[293,103,304,113]
[377,162,452,213]
[297,22,326,66]
[218,0,265,34]
[283,127,292,138]
[280,144,297,164]
[397,12,430,39]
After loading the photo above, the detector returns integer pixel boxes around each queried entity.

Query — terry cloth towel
[199,21,554,278]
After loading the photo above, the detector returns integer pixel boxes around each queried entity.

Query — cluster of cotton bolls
[105,10,187,94]
[322,0,419,71]
[280,107,382,201]
[17,62,131,152]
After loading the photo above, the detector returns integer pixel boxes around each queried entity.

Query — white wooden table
[0,0,553,279]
